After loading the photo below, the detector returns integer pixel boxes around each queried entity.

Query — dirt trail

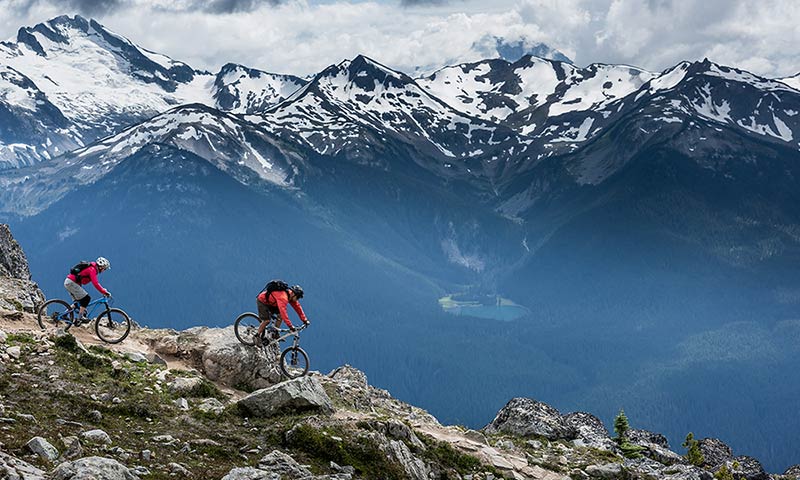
[0,310,191,371]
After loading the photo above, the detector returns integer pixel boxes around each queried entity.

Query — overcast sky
[1,0,798,78]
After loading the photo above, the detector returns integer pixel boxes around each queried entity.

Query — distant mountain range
[2,15,800,471]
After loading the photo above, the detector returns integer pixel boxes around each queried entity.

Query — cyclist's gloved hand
[104,292,112,297]
[303,320,310,326]
[289,325,297,332]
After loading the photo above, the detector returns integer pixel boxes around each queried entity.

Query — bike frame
[272,323,308,348]
[61,297,112,324]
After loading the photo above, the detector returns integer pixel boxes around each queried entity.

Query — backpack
[70,261,92,283]
[262,279,289,296]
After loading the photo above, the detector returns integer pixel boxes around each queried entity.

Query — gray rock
[258,450,312,478]
[197,398,225,415]
[0,225,45,312]
[382,437,431,480]
[784,465,800,478]
[168,462,191,476]
[331,461,356,475]
[81,429,112,445]
[62,436,83,460]
[89,410,103,422]
[152,434,177,444]
[26,436,59,462]
[125,352,148,363]
[146,352,167,365]
[221,467,278,480]
[586,463,623,478]
[483,397,577,440]
[564,412,615,450]
[0,330,7,343]
[131,466,150,476]
[463,429,488,445]
[722,456,769,480]
[238,376,334,418]
[699,438,733,469]
[174,398,189,410]
[629,429,670,448]
[328,364,369,388]
[7,346,21,360]
[167,376,203,394]
[139,450,151,461]
[0,450,46,479]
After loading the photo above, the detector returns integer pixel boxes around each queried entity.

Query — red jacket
[257,289,307,329]
[66,262,109,296]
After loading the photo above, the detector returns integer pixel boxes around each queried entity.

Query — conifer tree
[682,432,705,466]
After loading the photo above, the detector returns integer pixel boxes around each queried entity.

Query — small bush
[7,333,35,345]
[715,464,735,480]
[53,334,82,353]
[184,380,227,400]
[682,433,704,467]
[78,353,111,370]
[418,433,483,474]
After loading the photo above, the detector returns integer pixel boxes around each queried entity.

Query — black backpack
[70,261,92,282]
[262,279,289,296]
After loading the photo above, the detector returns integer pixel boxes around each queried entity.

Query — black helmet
[290,285,304,299]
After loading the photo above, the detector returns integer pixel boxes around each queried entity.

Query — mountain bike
[37,296,132,344]
[233,312,310,378]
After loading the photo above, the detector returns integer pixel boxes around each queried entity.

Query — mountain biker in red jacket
[255,284,309,345]
[64,257,111,320]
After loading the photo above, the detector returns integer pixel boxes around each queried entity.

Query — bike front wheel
[95,308,132,344]
[279,346,309,378]
[37,299,73,330]
[234,312,261,346]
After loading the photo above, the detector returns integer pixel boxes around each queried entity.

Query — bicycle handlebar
[277,323,309,334]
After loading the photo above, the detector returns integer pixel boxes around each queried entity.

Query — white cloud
[0,0,798,78]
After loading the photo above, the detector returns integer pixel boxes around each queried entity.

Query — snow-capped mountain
[0,15,306,167]
[251,55,522,183]
[212,63,307,114]
[0,103,308,216]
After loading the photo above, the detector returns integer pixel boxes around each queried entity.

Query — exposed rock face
[140,326,282,390]
[257,450,313,478]
[0,224,44,312]
[0,450,46,479]
[700,437,734,469]
[563,411,615,450]
[51,456,140,480]
[784,465,800,478]
[723,455,769,480]
[628,428,683,466]
[329,364,369,388]
[0,225,31,279]
[483,397,577,440]
[629,428,670,449]
[237,376,334,417]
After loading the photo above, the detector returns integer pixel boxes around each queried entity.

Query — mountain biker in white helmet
[64,257,111,322]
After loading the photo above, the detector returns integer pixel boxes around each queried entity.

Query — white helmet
[96,257,111,270]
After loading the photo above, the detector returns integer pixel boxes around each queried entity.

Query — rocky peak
[0,224,43,312]
[0,224,32,280]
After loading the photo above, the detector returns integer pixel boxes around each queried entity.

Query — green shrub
[78,353,111,370]
[715,464,735,480]
[6,333,35,345]
[682,433,704,467]
[284,424,406,479]
[53,334,82,352]
[183,379,227,400]
[419,434,482,474]
[613,409,645,459]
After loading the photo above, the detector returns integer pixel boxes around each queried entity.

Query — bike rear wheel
[279,346,309,378]
[234,312,261,346]
[37,299,73,330]
[95,308,132,344]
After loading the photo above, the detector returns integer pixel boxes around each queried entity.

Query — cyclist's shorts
[257,300,278,322]
[64,278,88,301]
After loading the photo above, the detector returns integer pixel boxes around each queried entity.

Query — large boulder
[237,376,334,417]
[26,436,59,462]
[51,456,140,480]
[328,365,369,388]
[563,411,615,450]
[699,438,733,469]
[483,397,577,440]
[0,224,44,312]
[0,450,46,479]
[142,326,282,390]
[221,467,277,480]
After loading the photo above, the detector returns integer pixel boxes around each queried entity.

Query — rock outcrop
[237,375,334,417]
[140,325,282,391]
[483,397,577,440]
[699,437,734,469]
[51,456,141,480]
[563,411,616,450]
[0,224,44,312]
[0,450,46,479]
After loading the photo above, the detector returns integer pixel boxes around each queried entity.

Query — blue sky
[1,0,798,78]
